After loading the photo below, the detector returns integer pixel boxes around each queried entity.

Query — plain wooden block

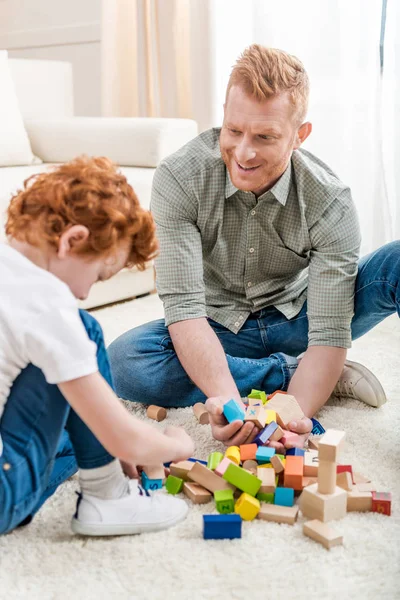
[245,405,266,428]
[304,450,319,477]
[318,460,337,494]
[193,403,209,425]
[258,503,299,525]
[257,467,276,493]
[308,435,323,450]
[303,476,318,487]
[303,519,343,550]
[269,425,284,442]
[142,465,165,480]
[337,471,353,491]
[353,471,371,484]
[189,462,234,493]
[146,405,167,422]
[183,482,212,504]
[263,393,304,428]
[270,454,285,474]
[169,460,194,481]
[356,482,376,493]
[248,397,263,407]
[242,459,258,474]
[299,483,347,522]
[318,429,345,462]
[347,490,372,512]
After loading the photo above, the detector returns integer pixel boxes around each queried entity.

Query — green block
[222,463,262,497]
[207,451,224,471]
[256,492,274,503]
[165,475,184,495]
[248,389,268,404]
[214,489,235,514]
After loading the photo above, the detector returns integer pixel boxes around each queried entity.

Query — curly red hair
[6,156,158,270]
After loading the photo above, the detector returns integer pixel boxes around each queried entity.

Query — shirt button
[3,463,11,471]
[238,315,243,320]
[251,210,256,216]
[247,282,252,287]
[235,321,240,327]
[249,248,255,253]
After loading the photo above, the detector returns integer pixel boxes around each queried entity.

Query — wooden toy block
[240,443,257,462]
[203,514,242,539]
[303,477,318,488]
[214,489,235,514]
[304,450,319,477]
[258,503,299,525]
[280,430,301,446]
[223,463,262,497]
[303,520,343,550]
[235,492,261,521]
[270,454,285,474]
[286,448,305,457]
[257,467,276,494]
[254,422,278,446]
[169,460,194,481]
[190,462,234,493]
[187,458,208,465]
[215,457,235,477]
[347,490,372,512]
[269,425,284,442]
[256,492,274,503]
[142,465,165,480]
[263,393,304,428]
[141,472,163,491]
[248,389,267,403]
[146,405,167,421]
[193,402,209,425]
[265,409,277,424]
[336,471,353,491]
[223,399,246,423]
[165,475,184,495]
[207,452,224,471]
[284,456,304,491]
[267,390,288,399]
[225,446,241,465]
[255,446,276,464]
[371,492,391,516]
[356,482,376,493]
[183,482,212,504]
[299,483,347,522]
[308,435,323,450]
[274,486,294,507]
[318,460,337,495]
[245,406,266,429]
[257,463,274,469]
[318,429,345,462]
[242,459,258,474]
[248,397,262,407]
[336,465,354,483]
[353,471,371,484]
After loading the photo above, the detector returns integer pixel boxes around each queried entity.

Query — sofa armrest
[24,117,198,167]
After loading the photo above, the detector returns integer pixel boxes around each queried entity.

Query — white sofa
[0,57,198,309]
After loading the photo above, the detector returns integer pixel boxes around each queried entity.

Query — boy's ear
[58,225,90,259]
[293,121,312,150]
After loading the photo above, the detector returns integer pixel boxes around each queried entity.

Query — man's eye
[259,135,272,140]
[230,129,241,134]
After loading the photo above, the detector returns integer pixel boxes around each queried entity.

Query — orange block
[284,455,304,491]
[240,443,257,462]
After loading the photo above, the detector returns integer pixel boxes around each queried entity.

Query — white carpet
[0,294,399,600]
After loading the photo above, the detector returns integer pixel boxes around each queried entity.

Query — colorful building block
[265,409,277,424]
[286,447,305,457]
[284,456,304,491]
[207,452,224,471]
[223,399,245,423]
[310,418,326,434]
[255,446,275,464]
[245,406,266,428]
[256,492,274,503]
[215,457,235,477]
[203,514,242,539]
[248,389,268,403]
[274,487,294,507]
[223,463,262,497]
[254,422,278,446]
[187,458,208,465]
[240,443,257,462]
[214,489,235,514]
[235,492,260,521]
[248,398,262,407]
[141,471,163,491]
[371,492,392,516]
[225,446,241,465]
[280,430,301,446]
[165,475,184,495]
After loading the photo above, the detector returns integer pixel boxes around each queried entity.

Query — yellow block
[265,409,277,424]
[235,492,260,521]
[225,446,240,465]
[257,464,274,469]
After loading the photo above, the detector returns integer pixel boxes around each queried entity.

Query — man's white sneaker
[71,479,188,536]
[330,359,387,408]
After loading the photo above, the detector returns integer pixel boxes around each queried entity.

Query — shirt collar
[224,160,292,206]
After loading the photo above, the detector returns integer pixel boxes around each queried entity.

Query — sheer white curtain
[207,0,399,254]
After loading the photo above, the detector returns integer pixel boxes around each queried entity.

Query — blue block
[203,514,242,539]
[286,447,305,457]
[223,399,245,423]
[255,446,276,463]
[141,472,163,491]
[254,422,278,446]
[187,457,208,465]
[311,418,326,435]
[274,487,294,507]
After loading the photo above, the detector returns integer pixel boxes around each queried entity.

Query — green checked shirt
[151,128,361,348]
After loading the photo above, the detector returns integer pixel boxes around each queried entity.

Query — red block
[337,464,354,484]
[371,492,392,516]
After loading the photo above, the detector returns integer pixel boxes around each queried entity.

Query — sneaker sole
[70,504,189,537]
[344,359,387,408]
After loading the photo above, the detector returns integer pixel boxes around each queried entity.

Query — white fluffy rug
[0,294,399,600]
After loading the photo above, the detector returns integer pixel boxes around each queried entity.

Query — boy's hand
[163,425,195,462]
[120,460,139,479]
[268,417,313,454]
[205,397,259,447]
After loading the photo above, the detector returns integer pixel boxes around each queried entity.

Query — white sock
[79,459,129,500]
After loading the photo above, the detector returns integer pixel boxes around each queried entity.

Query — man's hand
[268,417,313,454]
[205,397,260,446]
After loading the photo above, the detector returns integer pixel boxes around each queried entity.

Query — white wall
[0,0,102,116]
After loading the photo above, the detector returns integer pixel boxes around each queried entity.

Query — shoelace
[333,380,357,398]
[137,484,150,497]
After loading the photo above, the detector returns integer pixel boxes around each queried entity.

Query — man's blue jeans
[0,311,114,535]
[108,241,400,407]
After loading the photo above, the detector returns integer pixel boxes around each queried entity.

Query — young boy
[0,156,194,537]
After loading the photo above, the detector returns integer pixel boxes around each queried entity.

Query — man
[108,45,399,449]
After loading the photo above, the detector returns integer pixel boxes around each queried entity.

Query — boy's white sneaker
[71,479,188,536]
[330,359,387,408]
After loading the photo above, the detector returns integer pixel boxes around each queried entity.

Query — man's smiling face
[220,85,304,197]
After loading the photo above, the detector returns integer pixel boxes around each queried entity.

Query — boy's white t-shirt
[0,243,99,456]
